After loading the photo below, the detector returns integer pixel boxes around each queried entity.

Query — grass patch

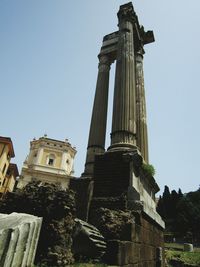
[166,250,200,265]
[165,243,200,266]
[165,242,200,252]
[165,242,184,251]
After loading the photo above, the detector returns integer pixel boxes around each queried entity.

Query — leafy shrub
[142,163,155,176]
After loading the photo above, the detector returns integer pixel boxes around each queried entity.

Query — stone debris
[0,181,76,266]
[184,243,194,252]
[72,218,106,261]
[0,212,42,267]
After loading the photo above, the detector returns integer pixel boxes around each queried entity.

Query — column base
[84,146,105,177]
[82,162,94,178]
[107,142,138,152]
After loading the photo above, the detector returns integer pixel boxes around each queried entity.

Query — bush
[142,163,155,176]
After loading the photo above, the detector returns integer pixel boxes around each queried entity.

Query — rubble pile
[0,181,76,266]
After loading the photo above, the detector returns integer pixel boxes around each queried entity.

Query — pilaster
[61,151,68,171]
[35,147,43,165]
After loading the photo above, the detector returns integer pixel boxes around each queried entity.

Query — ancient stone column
[135,50,149,163]
[84,54,111,175]
[109,4,137,150]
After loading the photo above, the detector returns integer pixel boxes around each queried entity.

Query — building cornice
[0,136,15,157]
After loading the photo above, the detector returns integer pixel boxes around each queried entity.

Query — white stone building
[17,136,76,189]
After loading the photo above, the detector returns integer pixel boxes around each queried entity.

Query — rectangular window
[2,164,7,174]
[48,159,54,166]
[6,169,11,177]
[2,179,6,186]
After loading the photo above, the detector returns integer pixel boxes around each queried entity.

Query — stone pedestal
[89,200,165,267]
[91,150,163,223]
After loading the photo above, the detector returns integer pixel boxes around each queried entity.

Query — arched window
[46,154,55,166]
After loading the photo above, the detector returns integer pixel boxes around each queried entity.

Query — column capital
[117,2,137,24]
[98,54,112,72]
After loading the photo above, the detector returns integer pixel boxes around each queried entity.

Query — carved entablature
[99,3,155,60]
[100,31,119,62]
[134,28,155,54]
[103,31,119,42]
[117,2,155,54]
[117,2,137,23]
[140,27,155,45]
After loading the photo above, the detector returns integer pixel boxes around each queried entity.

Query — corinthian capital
[98,54,111,72]
[117,2,137,23]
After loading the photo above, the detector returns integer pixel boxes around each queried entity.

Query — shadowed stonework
[71,2,165,266]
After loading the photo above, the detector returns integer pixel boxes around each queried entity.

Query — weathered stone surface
[92,151,131,198]
[69,177,93,221]
[84,54,111,176]
[89,208,135,241]
[91,149,164,229]
[105,240,140,265]
[0,212,42,267]
[72,218,106,261]
[89,207,164,266]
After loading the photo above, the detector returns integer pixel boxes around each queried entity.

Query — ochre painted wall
[41,149,62,168]
[0,145,10,182]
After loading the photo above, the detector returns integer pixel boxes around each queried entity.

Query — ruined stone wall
[88,150,165,266]
[90,208,164,267]
[70,177,93,221]
[0,182,76,266]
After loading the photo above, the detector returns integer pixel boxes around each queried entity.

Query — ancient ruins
[0,213,42,267]
[71,2,165,266]
[0,2,165,266]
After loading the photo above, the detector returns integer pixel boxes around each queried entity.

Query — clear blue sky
[1,0,200,194]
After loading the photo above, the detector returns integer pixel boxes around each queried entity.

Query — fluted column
[84,54,111,175]
[109,9,137,150]
[135,50,149,163]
